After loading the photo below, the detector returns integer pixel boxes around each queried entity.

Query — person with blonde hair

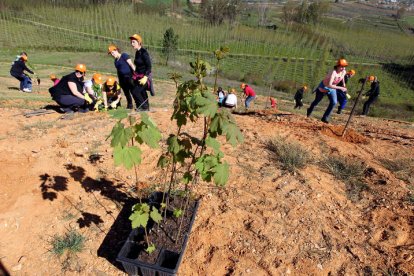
[223,88,238,109]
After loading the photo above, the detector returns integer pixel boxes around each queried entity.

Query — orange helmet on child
[21,55,28,61]
[303,85,308,90]
[106,77,116,86]
[336,59,348,67]
[50,74,57,80]
[368,75,376,81]
[75,64,86,73]
[92,73,103,84]
[108,44,118,54]
[129,34,142,43]
[348,69,356,75]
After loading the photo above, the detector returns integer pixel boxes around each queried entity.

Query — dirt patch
[321,125,369,144]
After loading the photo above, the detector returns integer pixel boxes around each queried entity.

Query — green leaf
[150,207,163,224]
[135,123,162,148]
[182,172,193,184]
[157,155,170,168]
[108,107,129,120]
[193,92,217,117]
[206,136,221,154]
[213,161,229,187]
[140,113,158,128]
[222,122,244,147]
[129,211,149,228]
[110,122,133,147]
[173,208,183,218]
[146,243,156,254]
[160,203,166,209]
[113,145,142,169]
[167,135,181,154]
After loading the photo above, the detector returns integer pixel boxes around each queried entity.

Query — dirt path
[0,85,413,275]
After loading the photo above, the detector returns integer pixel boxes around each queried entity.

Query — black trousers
[132,84,149,110]
[294,99,303,109]
[362,95,378,115]
[118,74,134,107]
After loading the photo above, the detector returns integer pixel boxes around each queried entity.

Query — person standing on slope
[241,83,256,109]
[362,75,380,116]
[294,85,308,109]
[336,69,355,114]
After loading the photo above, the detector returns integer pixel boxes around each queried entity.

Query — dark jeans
[54,94,87,112]
[362,95,378,115]
[132,84,149,110]
[245,96,255,108]
[307,89,337,121]
[336,89,347,112]
[294,99,303,109]
[118,74,133,108]
[11,72,32,90]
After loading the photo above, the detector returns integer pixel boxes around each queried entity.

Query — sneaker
[321,118,329,124]
[337,109,342,114]
[22,88,32,93]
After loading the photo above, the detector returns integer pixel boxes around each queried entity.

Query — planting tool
[23,109,55,118]
[341,77,368,137]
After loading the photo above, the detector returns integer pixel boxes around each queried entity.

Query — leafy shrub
[266,137,310,173]
[272,80,298,93]
[50,230,85,256]
[242,71,264,86]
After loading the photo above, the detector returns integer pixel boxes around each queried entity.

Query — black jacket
[134,48,152,77]
[10,60,33,76]
[366,81,380,97]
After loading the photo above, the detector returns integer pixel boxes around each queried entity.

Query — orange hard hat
[336,58,348,67]
[129,34,142,43]
[108,44,118,54]
[21,55,28,61]
[75,64,86,73]
[348,69,356,75]
[92,73,103,84]
[303,85,308,90]
[240,83,246,89]
[368,75,375,81]
[106,77,116,86]
[50,74,57,80]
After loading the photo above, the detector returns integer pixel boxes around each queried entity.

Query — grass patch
[266,136,310,173]
[380,158,414,184]
[322,156,368,202]
[50,229,85,256]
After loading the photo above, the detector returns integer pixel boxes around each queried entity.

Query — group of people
[293,59,380,122]
[216,83,257,109]
[11,34,153,113]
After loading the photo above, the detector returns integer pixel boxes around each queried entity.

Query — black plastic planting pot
[117,193,199,276]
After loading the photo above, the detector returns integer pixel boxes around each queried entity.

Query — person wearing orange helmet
[362,76,380,116]
[50,74,60,86]
[102,77,122,110]
[294,85,308,109]
[307,58,348,123]
[336,69,356,114]
[10,53,35,92]
[241,83,256,108]
[48,64,93,113]
[108,44,135,109]
[129,34,154,111]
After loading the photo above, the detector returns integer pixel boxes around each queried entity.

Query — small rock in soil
[74,150,84,156]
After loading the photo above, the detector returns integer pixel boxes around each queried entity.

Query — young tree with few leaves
[162,27,179,66]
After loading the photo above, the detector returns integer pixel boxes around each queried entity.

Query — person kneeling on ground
[10,54,35,93]
[294,85,307,109]
[49,64,93,113]
[84,73,104,111]
[217,87,226,107]
[223,88,238,109]
[102,77,122,110]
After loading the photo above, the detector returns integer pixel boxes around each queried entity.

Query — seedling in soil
[50,229,85,256]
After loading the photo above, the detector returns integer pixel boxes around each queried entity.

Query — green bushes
[50,229,85,256]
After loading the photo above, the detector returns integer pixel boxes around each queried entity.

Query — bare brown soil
[0,80,413,275]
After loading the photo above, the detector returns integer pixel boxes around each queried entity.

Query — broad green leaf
[182,172,193,184]
[135,123,162,148]
[146,244,156,254]
[167,135,181,154]
[193,93,217,117]
[140,203,150,213]
[213,162,229,187]
[108,107,128,120]
[140,113,158,128]
[206,136,221,154]
[110,122,133,147]
[129,211,149,228]
[113,145,142,169]
[150,207,163,223]
[222,122,244,147]
[173,208,183,218]
[157,155,170,168]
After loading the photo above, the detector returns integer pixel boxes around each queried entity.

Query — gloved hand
[346,93,351,100]
[110,102,118,109]
[94,100,102,111]
[84,93,93,104]
[139,76,148,86]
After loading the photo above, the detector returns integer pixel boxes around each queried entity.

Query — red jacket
[244,85,256,97]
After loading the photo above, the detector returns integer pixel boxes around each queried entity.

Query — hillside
[0,75,413,275]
